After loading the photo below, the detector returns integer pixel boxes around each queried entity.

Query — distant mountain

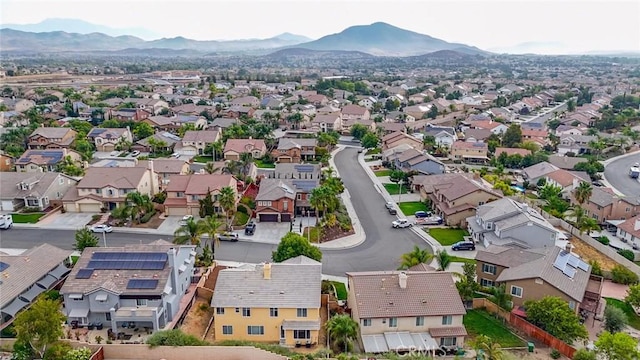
[265,48,374,59]
[272,33,313,43]
[1,18,162,40]
[289,22,486,56]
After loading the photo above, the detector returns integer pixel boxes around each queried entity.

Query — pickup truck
[0,214,13,230]
[392,219,413,228]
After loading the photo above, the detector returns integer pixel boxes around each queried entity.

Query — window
[270,308,279,317]
[297,194,302,200]
[216,307,225,315]
[362,319,371,327]
[416,316,425,326]
[242,307,251,317]
[388,317,397,327]
[283,201,288,211]
[176,192,184,198]
[222,325,233,335]
[442,315,452,325]
[440,337,457,347]
[297,308,307,317]
[105,312,111,321]
[569,301,576,310]
[235,308,240,313]
[480,278,495,287]
[482,264,497,275]
[136,299,147,306]
[294,330,311,339]
[107,189,114,196]
[247,326,264,335]
[95,189,101,194]
[510,286,523,298]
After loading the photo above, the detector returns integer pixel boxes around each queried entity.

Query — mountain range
[1,18,163,40]
[0,20,485,56]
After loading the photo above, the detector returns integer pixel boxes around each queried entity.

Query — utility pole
[102,231,107,247]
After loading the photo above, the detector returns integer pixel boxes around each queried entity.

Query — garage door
[280,214,292,223]
[79,203,102,213]
[259,213,279,222]
[166,207,188,216]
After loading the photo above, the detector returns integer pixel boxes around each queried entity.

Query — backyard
[331,281,348,301]
[383,183,411,195]
[429,228,470,246]
[398,201,429,215]
[10,213,45,223]
[463,309,525,348]
[605,298,640,329]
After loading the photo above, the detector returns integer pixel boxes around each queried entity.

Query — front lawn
[233,212,250,226]
[374,169,392,177]
[254,159,276,168]
[11,213,45,224]
[605,298,640,330]
[331,281,348,301]
[383,183,411,195]
[192,155,216,163]
[398,201,429,215]
[303,226,321,243]
[464,309,525,347]
[450,256,476,264]
[366,148,381,155]
[429,228,469,246]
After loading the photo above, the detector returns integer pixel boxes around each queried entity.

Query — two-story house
[467,198,563,249]
[28,127,77,150]
[223,139,267,161]
[311,114,342,133]
[423,124,458,149]
[0,152,14,172]
[475,245,602,314]
[60,241,196,331]
[211,256,322,347]
[108,108,151,122]
[572,187,640,224]
[271,138,317,163]
[15,148,83,173]
[615,215,640,245]
[260,163,322,221]
[255,180,297,223]
[382,131,424,152]
[347,270,467,355]
[557,134,597,156]
[0,172,78,211]
[62,165,158,212]
[144,159,191,188]
[341,104,370,121]
[163,174,237,216]
[87,127,134,152]
[133,132,182,153]
[450,141,488,163]
[391,148,445,175]
[176,130,221,156]
[544,169,591,198]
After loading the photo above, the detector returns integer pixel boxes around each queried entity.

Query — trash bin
[528,342,535,352]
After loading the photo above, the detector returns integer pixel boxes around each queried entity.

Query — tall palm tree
[125,191,153,223]
[326,315,359,353]
[173,218,204,246]
[574,181,593,205]
[239,152,254,178]
[218,186,237,230]
[434,249,452,271]
[197,216,223,259]
[398,246,433,270]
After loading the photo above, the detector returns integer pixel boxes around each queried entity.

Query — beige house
[450,141,488,162]
[0,97,36,113]
[347,270,467,354]
[223,139,267,161]
[164,174,237,216]
[341,104,370,121]
[87,127,134,152]
[572,187,640,224]
[177,130,221,156]
[28,127,77,150]
[381,131,424,151]
[310,114,342,133]
[143,159,191,187]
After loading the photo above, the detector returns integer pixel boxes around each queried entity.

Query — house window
[569,301,576,310]
[388,317,397,327]
[440,337,457,347]
[216,307,225,315]
[416,316,425,326]
[26,199,39,207]
[362,319,371,327]
[283,201,288,211]
[270,308,278,317]
[442,315,452,325]
[480,279,495,287]
[222,325,233,335]
[95,189,100,194]
[105,313,111,321]
[294,330,311,339]
[296,308,307,317]
[242,307,251,317]
[235,308,240,313]
[297,194,302,200]
[247,326,264,335]
[482,264,497,275]
[176,192,184,198]
[136,299,147,306]
[511,286,523,298]
[107,189,114,196]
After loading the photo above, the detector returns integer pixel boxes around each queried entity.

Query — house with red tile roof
[164,174,237,216]
[494,147,532,158]
[223,139,267,161]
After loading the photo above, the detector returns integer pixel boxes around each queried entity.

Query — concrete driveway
[237,221,291,244]
[155,215,184,235]
[37,212,95,229]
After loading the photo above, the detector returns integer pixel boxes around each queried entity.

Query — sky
[1,0,639,54]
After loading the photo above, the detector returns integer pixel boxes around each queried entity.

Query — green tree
[524,296,588,343]
[489,284,512,311]
[74,228,99,251]
[434,249,452,271]
[625,283,640,308]
[574,181,593,205]
[567,98,576,112]
[471,334,505,360]
[198,189,216,218]
[603,306,627,333]
[56,155,85,176]
[326,314,359,354]
[66,346,93,360]
[173,217,204,246]
[197,216,223,259]
[572,349,597,360]
[218,186,237,230]
[398,246,433,270]
[272,232,322,263]
[350,124,368,140]
[13,297,66,359]
[595,331,640,360]
[502,124,522,148]
[43,341,73,360]
[204,162,220,174]
[456,262,479,301]
[125,191,153,224]
[361,132,379,149]
[133,122,154,140]
[427,105,438,119]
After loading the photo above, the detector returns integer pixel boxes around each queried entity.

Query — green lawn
[374,169,392,177]
[366,148,381,155]
[605,298,640,330]
[11,213,45,224]
[450,256,476,264]
[464,310,525,347]
[303,226,321,243]
[192,155,216,163]
[70,255,80,265]
[233,212,250,226]
[429,228,470,246]
[383,183,411,195]
[254,159,276,168]
[331,281,348,301]
[398,201,429,215]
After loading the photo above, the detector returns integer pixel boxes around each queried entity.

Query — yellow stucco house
[210,256,322,347]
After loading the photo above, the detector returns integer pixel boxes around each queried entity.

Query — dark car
[414,211,432,218]
[388,208,397,215]
[245,221,256,235]
[451,241,475,251]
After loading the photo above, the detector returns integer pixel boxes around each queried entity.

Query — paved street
[603,152,640,197]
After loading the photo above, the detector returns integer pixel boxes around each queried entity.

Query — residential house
[133,132,181,153]
[423,124,457,148]
[210,118,241,131]
[470,120,508,135]
[347,270,467,354]
[414,173,502,227]
[271,138,317,163]
[291,104,316,117]
[254,180,297,223]
[573,187,640,224]
[376,122,406,135]
[226,106,256,119]
[467,198,563,249]
[28,127,77,149]
[1,244,72,327]
[60,241,196,331]
[176,130,221,156]
[450,141,488,163]
[557,134,597,156]
[544,169,591,197]
[310,114,342,133]
[393,149,445,175]
[547,155,588,170]
[230,96,260,108]
[522,162,559,185]
[616,215,640,245]
[87,127,134,152]
[403,105,432,119]
[108,108,151,122]
[358,96,378,109]
[0,97,36,113]
[462,128,492,143]
[494,148,531,158]
[0,172,78,211]
[121,98,169,115]
[62,165,158,212]
[342,118,376,135]
[555,125,586,137]
[16,148,83,173]
[163,174,237,216]
[382,131,424,151]
[223,139,267,161]
[145,159,191,187]
[475,245,602,314]
[211,256,322,346]
[0,152,14,171]
[341,105,370,121]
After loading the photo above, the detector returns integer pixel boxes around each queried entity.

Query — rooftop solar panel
[126,279,159,289]
[0,262,9,272]
[75,268,94,279]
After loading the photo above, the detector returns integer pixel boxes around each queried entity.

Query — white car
[179,215,193,225]
[90,224,113,233]
[392,219,413,228]
[131,150,141,157]
[218,232,239,242]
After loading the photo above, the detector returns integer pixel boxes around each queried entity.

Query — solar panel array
[85,252,168,270]
[16,150,65,165]
[292,180,318,192]
[553,250,589,279]
[75,268,95,279]
[127,279,159,289]
[92,252,168,262]
[0,261,9,272]
[294,165,316,173]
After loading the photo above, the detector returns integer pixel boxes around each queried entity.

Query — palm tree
[239,152,254,178]
[218,186,237,230]
[574,181,593,205]
[173,218,204,246]
[326,315,359,353]
[472,335,505,360]
[398,246,433,270]
[577,216,600,235]
[434,249,452,271]
[204,162,220,174]
[125,191,154,223]
[197,216,223,259]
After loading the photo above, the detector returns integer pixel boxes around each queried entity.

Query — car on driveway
[451,241,475,251]
[218,232,239,242]
[179,215,193,225]
[414,211,432,218]
[245,221,256,235]
[90,224,113,233]
[417,216,444,225]
[392,219,413,228]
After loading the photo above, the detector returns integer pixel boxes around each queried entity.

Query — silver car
[218,232,239,242]
[90,224,113,233]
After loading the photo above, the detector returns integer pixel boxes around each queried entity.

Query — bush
[589,260,603,277]
[152,191,167,204]
[597,236,610,245]
[140,210,156,224]
[572,348,597,360]
[240,196,256,209]
[147,329,208,347]
[237,204,248,214]
[91,214,102,222]
[42,290,61,301]
[618,249,635,261]
[550,349,561,359]
[611,264,639,285]
[21,207,42,213]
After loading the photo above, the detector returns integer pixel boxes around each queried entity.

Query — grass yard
[605,298,640,330]
[233,212,250,226]
[366,148,381,155]
[464,309,525,348]
[398,201,429,215]
[331,281,348,301]
[303,226,321,243]
[450,256,476,264]
[10,213,45,223]
[254,159,276,168]
[192,155,216,163]
[383,183,411,195]
[374,169,392,177]
[429,228,469,246]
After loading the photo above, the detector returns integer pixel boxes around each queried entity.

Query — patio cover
[282,319,321,330]
[68,308,89,318]
[385,332,415,350]
[362,334,389,353]
[36,274,57,289]
[19,285,45,302]
[1,297,29,317]
[362,332,439,353]
[48,263,71,280]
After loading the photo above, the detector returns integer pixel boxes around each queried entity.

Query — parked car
[388,208,397,215]
[131,150,141,157]
[245,221,256,235]
[451,241,475,251]
[218,232,239,242]
[392,219,413,228]
[385,202,395,210]
[179,215,193,225]
[90,224,113,233]
[418,216,444,225]
[415,211,432,218]
[0,214,13,230]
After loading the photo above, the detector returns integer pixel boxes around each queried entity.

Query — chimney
[565,242,573,253]
[635,219,640,232]
[398,272,408,289]
[263,263,271,280]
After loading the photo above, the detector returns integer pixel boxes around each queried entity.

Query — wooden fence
[89,346,105,360]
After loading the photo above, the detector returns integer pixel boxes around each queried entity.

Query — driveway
[155,215,184,235]
[37,212,95,229]
[237,221,291,245]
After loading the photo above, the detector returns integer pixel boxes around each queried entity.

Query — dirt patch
[506,348,570,360]
[203,265,227,290]
[570,236,617,271]
[320,225,354,243]
[179,298,213,341]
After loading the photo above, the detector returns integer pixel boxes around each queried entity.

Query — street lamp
[307,210,311,243]
[399,178,403,203]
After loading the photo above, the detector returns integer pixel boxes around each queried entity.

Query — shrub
[618,249,635,261]
[550,349,561,359]
[21,207,42,213]
[91,214,102,222]
[146,329,208,347]
[152,191,167,204]
[240,196,255,209]
[140,210,156,224]
[611,264,639,285]
[596,236,610,245]
[572,349,597,360]
[42,290,61,301]
[589,260,603,277]
[237,204,248,214]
